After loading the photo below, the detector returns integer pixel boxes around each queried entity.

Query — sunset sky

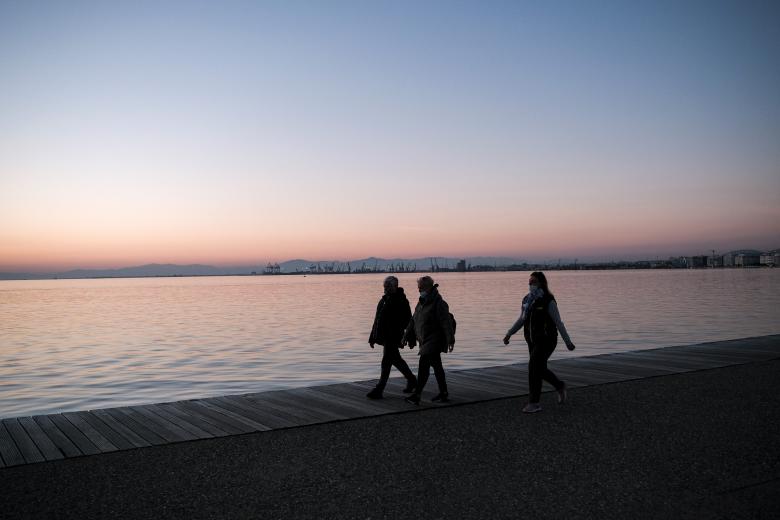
[1,1,779,271]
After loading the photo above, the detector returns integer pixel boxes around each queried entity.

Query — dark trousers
[415,351,447,395]
[528,340,564,403]
[377,345,416,389]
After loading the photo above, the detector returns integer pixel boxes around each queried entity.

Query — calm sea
[1,269,779,418]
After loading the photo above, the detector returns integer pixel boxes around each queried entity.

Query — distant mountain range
[1,250,774,280]
[0,257,525,280]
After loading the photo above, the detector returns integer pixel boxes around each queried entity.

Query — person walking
[503,271,575,413]
[366,276,417,399]
[403,276,455,405]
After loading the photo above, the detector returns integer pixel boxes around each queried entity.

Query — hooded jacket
[404,286,455,356]
[369,287,412,348]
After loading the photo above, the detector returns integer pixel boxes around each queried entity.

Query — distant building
[684,256,707,268]
[760,252,780,267]
[707,255,723,268]
[456,259,466,272]
[722,252,736,267]
[735,254,760,267]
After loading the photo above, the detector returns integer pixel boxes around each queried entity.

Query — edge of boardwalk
[1,334,779,470]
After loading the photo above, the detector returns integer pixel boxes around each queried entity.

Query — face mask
[419,291,428,298]
[529,284,538,293]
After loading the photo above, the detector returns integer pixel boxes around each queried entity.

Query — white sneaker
[522,402,542,413]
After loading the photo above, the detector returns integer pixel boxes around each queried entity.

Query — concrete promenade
[1,337,779,518]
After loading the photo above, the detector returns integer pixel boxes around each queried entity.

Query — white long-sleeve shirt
[506,299,573,347]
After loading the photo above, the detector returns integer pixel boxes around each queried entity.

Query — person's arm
[548,300,575,350]
[402,317,416,348]
[436,299,455,350]
[503,297,527,344]
[369,299,382,347]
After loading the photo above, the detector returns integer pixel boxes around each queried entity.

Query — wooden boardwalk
[1,335,778,469]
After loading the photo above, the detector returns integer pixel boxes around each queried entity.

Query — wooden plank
[448,371,520,395]
[314,384,409,413]
[114,407,189,444]
[626,353,734,372]
[342,381,415,402]
[33,415,82,457]
[18,416,64,461]
[245,393,336,425]
[195,400,270,432]
[0,420,26,466]
[290,387,386,418]
[3,418,45,464]
[157,402,232,437]
[235,395,318,426]
[466,366,526,386]
[279,388,364,419]
[672,347,760,363]
[468,366,528,387]
[48,414,101,456]
[129,406,199,442]
[145,404,215,439]
[249,391,350,422]
[575,356,677,377]
[76,411,138,451]
[553,358,642,381]
[441,376,512,400]
[616,351,719,371]
[694,346,777,360]
[214,396,301,429]
[176,400,253,435]
[62,412,119,453]
[545,364,626,386]
[91,409,152,448]
[102,408,168,446]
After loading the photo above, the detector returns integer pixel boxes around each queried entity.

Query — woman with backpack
[402,276,455,405]
[503,271,575,413]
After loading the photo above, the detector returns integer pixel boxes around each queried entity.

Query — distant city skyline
[2,1,779,272]
[2,245,777,277]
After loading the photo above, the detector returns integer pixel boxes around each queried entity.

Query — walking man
[403,276,454,404]
[367,276,417,399]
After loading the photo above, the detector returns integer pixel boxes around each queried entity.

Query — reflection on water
[1,270,779,417]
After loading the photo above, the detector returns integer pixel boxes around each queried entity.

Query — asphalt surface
[2,360,779,519]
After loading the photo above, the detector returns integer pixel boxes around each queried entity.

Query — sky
[1,0,779,271]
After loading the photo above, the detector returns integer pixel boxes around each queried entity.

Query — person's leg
[430,352,448,395]
[415,354,431,394]
[539,341,564,391]
[527,342,545,403]
[368,346,394,398]
[406,353,429,404]
[391,349,417,391]
[538,340,566,403]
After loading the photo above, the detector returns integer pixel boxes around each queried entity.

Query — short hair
[417,276,434,290]
[383,276,399,288]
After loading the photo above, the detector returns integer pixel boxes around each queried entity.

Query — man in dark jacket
[367,276,417,399]
[402,276,455,404]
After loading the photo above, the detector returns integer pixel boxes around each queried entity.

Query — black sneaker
[405,393,421,405]
[557,383,567,405]
[403,380,417,393]
[431,392,449,403]
[366,388,383,399]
